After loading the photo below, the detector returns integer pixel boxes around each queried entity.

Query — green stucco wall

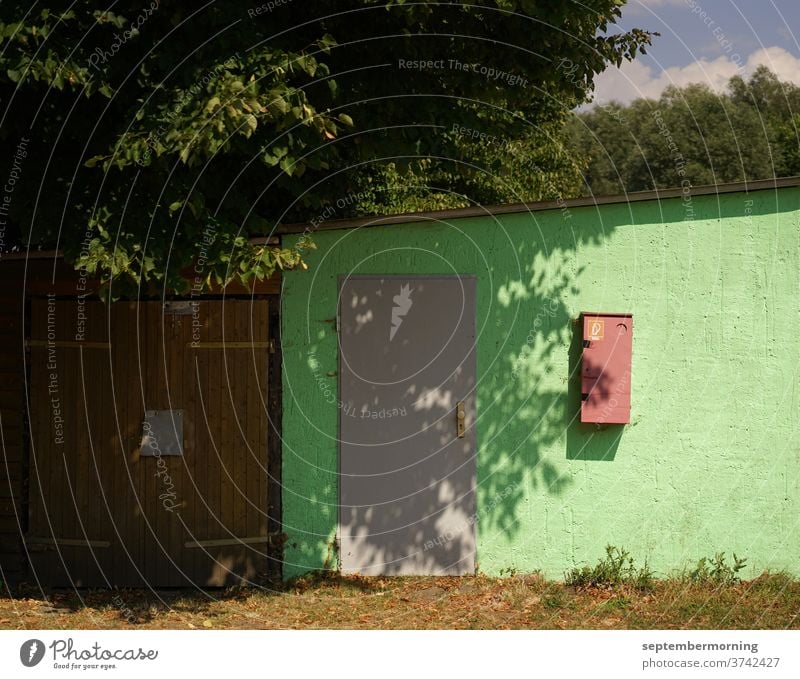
[281,187,800,581]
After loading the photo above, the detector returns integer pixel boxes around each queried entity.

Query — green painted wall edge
[280,184,800,581]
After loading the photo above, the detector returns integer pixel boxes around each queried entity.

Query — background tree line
[565,66,800,197]
[311,65,800,214]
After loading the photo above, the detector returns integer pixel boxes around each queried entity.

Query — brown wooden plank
[217,301,235,583]
[0,354,24,371]
[143,301,160,585]
[244,302,260,575]
[185,536,269,548]
[0,461,22,482]
[151,304,168,585]
[0,483,22,500]
[0,411,24,431]
[0,533,22,551]
[122,302,140,587]
[183,301,206,583]
[254,300,270,579]
[29,298,58,584]
[230,301,251,582]
[0,515,24,532]
[0,389,24,410]
[100,301,116,585]
[171,300,192,583]
[112,301,140,587]
[0,273,23,554]
[188,302,206,584]
[42,298,65,586]
[165,306,186,586]
[213,300,231,585]
[205,301,224,585]
[60,301,83,586]
[25,340,110,349]
[84,300,110,587]
[116,302,136,586]
[83,301,110,585]
[71,304,90,586]
[0,497,23,516]
[148,302,182,585]
[233,303,248,555]
[26,300,44,559]
[26,536,110,548]
[188,342,269,349]
[0,438,23,463]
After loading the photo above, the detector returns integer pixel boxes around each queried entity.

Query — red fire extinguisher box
[581,312,633,424]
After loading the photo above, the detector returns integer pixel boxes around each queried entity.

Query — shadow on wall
[334,216,642,573]
[470,218,632,545]
[337,276,479,575]
[323,208,645,574]
[285,187,798,576]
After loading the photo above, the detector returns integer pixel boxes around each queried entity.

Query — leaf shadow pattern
[281,204,630,577]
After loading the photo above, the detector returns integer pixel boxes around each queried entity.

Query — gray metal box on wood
[140,409,184,456]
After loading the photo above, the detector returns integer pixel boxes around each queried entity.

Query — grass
[565,545,654,591]
[1,571,799,629]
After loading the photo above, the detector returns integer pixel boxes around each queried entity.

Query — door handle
[456,401,466,438]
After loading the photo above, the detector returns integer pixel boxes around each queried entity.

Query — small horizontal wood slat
[185,536,270,548]
[188,342,270,349]
[24,340,110,349]
[25,537,111,548]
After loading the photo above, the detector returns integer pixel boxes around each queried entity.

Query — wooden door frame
[21,293,284,586]
[266,296,283,582]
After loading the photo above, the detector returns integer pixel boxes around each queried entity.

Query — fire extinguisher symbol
[589,319,604,341]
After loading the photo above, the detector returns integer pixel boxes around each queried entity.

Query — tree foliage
[567,66,800,197]
[0,1,651,295]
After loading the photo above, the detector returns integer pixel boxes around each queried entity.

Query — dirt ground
[1,573,799,630]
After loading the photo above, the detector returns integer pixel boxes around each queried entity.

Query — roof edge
[5,177,798,260]
[277,176,800,235]
[1,237,280,262]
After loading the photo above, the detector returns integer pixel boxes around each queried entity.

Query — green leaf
[84,155,106,168]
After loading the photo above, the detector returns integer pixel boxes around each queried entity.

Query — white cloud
[590,46,800,105]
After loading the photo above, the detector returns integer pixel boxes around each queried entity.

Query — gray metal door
[338,275,477,575]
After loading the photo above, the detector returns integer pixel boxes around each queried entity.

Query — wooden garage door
[27,298,270,587]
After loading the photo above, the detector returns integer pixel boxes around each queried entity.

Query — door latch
[456,401,466,438]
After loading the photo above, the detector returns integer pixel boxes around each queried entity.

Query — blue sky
[592,0,800,104]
